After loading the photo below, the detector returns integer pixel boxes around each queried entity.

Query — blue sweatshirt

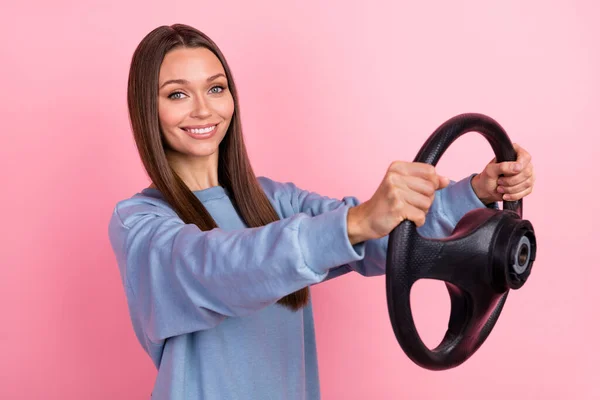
[107,174,490,399]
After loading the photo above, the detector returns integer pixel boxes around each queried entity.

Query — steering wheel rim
[413,113,521,214]
[386,113,532,370]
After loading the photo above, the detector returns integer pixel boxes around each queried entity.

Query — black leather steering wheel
[386,113,537,370]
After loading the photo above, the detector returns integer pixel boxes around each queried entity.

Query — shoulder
[257,176,299,195]
[109,190,179,231]
[256,176,303,216]
[109,177,304,230]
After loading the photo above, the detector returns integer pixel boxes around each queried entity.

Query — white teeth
[185,125,216,134]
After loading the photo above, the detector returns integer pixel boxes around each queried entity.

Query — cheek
[158,101,187,128]
[215,95,235,120]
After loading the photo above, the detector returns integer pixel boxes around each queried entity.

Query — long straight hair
[126,24,309,311]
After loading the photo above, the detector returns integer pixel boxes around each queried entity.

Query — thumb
[437,174,450,189]
[488,159,522,177]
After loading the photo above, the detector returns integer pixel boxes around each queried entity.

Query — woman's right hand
[347,161,450,245]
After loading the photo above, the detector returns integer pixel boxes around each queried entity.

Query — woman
[108,23,535,400]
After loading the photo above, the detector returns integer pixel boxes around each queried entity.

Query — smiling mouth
[181,125,217,135]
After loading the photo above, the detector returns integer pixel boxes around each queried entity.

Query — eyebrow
[159,73,226,89]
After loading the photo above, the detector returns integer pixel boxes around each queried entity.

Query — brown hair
[126,23,309,311]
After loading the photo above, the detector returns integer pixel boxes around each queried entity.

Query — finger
[497,177,533,195]
[403,203,428,227]
[402,188,434,213]
[513,143,532,167]
[404,176,437,197]
[438,175,450,189]
[488,160,523,178]
[390,162,448,189]
[500,186,533,201]
[497,164,534,186]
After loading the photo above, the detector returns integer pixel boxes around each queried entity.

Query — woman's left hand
[471,143,535,205]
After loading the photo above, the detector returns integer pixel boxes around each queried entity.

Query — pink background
[2,0,598,399]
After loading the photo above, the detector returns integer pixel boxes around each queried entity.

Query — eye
[168,91,186,100]
[209,85,225,94]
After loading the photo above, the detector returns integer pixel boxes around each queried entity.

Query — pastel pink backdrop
[1,0,598,399]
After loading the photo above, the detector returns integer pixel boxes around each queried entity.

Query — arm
[107,200,366,345]
[283,173,495,282]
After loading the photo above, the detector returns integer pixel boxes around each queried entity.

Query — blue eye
[209,86,224,94]
[168,91,186,100]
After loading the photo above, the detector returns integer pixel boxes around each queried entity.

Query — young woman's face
[157,47,234,160]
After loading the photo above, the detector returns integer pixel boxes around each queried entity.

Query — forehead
[159,47,225,81]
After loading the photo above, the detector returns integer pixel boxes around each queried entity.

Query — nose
[190,95,211,118]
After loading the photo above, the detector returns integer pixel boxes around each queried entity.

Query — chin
[189,145,220,158]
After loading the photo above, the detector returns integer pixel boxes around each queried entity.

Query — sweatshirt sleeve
[107,199,365,343]
[278,173,495,282]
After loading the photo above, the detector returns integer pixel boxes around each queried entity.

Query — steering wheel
[386,113,537,370]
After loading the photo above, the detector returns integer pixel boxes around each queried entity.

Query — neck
[161,149,220,191]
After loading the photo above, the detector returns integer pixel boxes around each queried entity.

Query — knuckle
[527,164,534,176]
[424,194,434,208]
[423,180,435,195]
[392,196,405,213]
[384,172,396,187]
[397,205,408,221]
[388,161,403,175]
[398,198,406,209]
[393,161,408,174]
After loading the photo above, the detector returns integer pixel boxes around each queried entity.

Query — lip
[181,124,218,140]
[181,123,218,129]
